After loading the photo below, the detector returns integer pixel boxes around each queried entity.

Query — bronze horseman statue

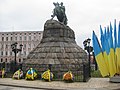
[51,2,68,25]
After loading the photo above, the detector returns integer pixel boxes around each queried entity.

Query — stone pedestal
[23,20,88,71]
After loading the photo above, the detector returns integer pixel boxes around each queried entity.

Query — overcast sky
[0,0,120,47]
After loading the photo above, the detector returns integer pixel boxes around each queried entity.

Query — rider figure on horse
[51,2,68,25]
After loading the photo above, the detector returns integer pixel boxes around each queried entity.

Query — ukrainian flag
[116,22,120,74]
[107,23,116,77]
[113,19,119,74]
[114,19,117,50]
[92,31,109,77]
[100,26,109,72]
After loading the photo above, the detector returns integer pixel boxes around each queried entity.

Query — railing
[0,63,90,82]
[83,63,90,82]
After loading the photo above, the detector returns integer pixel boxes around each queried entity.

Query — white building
[0,31,43,64]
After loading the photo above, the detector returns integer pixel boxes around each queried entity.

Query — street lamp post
[83,38,93,77]
[11,42,23,72]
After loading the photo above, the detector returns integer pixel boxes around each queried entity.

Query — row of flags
[92,19,120,77]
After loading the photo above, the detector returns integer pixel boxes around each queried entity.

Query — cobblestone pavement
[0,78,120,90]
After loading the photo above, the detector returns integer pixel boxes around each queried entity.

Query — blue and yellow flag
[116,22,120,74]
[113,19,119,74]
[114,19,117,49]
[92,31,109,77]
[100,26,109,72]
[94,20,120,77]
[107,23,116,77]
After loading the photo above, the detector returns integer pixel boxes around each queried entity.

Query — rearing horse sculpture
[51,2,68,25]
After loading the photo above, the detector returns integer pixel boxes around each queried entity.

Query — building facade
[0,31,43,64]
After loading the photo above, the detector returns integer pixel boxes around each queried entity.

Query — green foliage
[91,70,102,77]
[5,72,13,78]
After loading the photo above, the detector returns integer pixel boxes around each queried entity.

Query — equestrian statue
[51,2,68,25]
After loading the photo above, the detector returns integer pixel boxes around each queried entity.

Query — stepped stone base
[23,20,88,71]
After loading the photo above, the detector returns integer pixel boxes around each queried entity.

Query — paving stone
[0,78,120,90]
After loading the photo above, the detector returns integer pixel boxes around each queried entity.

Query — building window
[20,36,22,41]
[6,44,8,49]
[24,36,26,41]
[34,36,36,40]
[6,51,8,56]
[19,59,21,62]
[10,58,11,62]
[10,52,12,55]
[6,37,8,41]
[29,36,31,41]
[1,51,3,56]
[1,44,3,49]
[29,44,31,48]
[2,37,4,41]
[24,44,26,48]
[11,37,12,41]
[5,58,7,62]
[15,37,17,41]
[1,58,3,62]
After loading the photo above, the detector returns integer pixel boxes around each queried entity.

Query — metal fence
[0,63,90,82]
